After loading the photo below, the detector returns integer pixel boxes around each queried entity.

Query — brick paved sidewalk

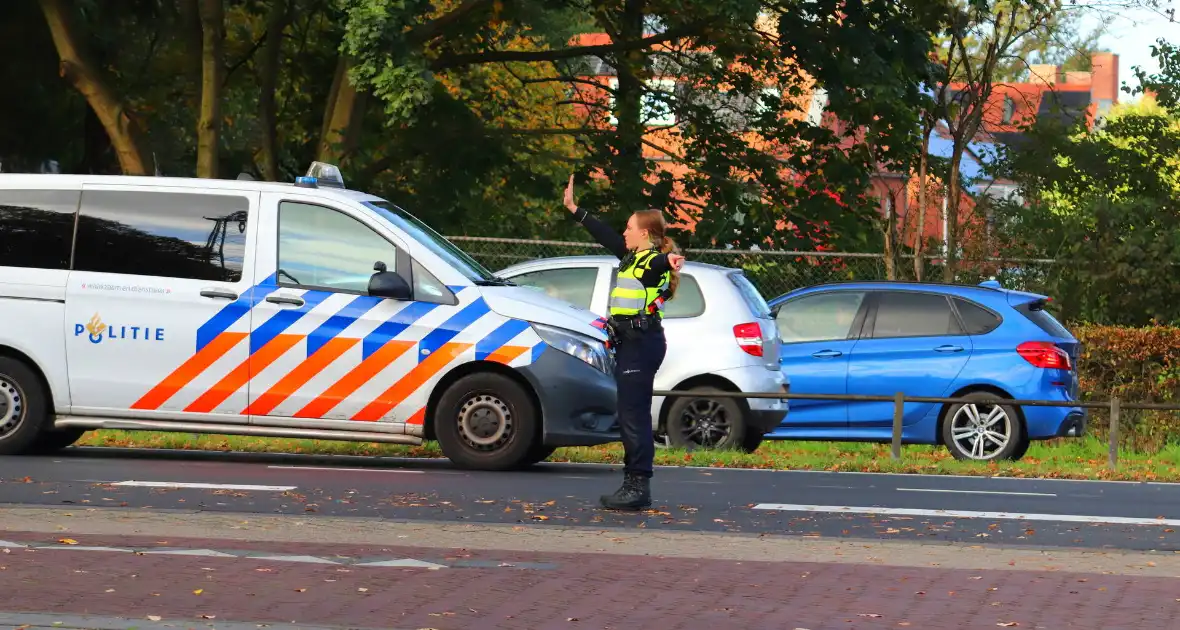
[1,531,1178,630]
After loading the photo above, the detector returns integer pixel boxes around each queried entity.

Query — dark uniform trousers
[613,324,667,478]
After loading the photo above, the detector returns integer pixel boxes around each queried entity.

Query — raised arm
[564,175,628,259]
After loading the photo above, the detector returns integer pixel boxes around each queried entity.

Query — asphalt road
[3,446,1180,552]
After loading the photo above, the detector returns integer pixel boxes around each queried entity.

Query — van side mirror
[369,269,411,300]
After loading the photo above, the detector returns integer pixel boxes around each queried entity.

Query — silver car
[496,255,788,452]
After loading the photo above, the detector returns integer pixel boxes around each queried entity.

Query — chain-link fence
[448,235,1062,300]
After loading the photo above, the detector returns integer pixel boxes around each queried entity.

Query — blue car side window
[776,291,866,344]
[870,292,964,339]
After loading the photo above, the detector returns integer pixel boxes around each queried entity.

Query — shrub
[1074,324,1180,451]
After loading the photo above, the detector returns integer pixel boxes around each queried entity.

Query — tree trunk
[913,123,932,281]
[197,0,225,179]
[38,0,149,176]
[317,55,366,166]
[259,0,291,181]
[941,147,963,282]
[609,0,648,212]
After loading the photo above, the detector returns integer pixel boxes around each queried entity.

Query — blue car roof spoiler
[978,279,1050,308]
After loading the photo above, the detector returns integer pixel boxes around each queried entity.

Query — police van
[0,164,619,470]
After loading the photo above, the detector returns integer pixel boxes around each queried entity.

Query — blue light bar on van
[295,176,318,188]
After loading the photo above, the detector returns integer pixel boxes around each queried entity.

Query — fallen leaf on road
[201,615,216,620]
[969,576,982,580]
[147,616,161,622]
[884,529,900,534]
[295,588,306,593]
[1148,562,1157,567]
[255,568,273,573]
[193,589,203,595]
[58,539,77,545]
[358,588,368,592]
[532,515,549,521]
[997,623,1019,627]
[567,618,578,622]
[859,614,883,618]
[105,589,115,593]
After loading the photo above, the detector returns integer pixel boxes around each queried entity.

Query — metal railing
[447,235,1062,299]
[651,388,1163,469]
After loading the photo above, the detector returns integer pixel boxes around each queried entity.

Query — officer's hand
[564,174,577,212]
[668,253,685,270]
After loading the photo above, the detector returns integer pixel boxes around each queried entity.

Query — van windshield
[363,201,505,284]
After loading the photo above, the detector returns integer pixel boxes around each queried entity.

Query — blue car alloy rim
[949,403,1012,460]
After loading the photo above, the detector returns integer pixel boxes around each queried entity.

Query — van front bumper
[516,346,620,447]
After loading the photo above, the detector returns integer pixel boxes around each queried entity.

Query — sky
[1080,1,1180,100]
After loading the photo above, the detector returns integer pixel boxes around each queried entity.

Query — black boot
[599,472,651,510]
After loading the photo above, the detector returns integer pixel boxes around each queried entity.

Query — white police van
[0,164,618,470]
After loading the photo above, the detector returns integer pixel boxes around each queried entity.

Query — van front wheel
[433,372,540,471]
[0,357,53,456]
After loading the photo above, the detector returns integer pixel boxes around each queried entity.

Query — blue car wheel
[940,391,1028,461]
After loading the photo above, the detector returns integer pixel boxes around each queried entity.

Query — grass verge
[75,430,1180,482]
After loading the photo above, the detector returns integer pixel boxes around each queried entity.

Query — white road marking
[266,465,423,474]
[110,481,295,491]
[143,549,237,557]
[248,554,340,564]
[750,503,1180,526]
[355,558,447,569]
[896,488,1057,497]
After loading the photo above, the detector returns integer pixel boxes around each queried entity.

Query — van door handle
[811,350,842,358]
[934,345,964,353]
[266,295,305,307]
[200,289,238,300]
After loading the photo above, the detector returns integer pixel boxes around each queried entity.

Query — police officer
[563,175,685,510]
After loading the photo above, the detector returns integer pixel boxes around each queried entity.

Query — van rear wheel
[0,357,53,456]
[434,372,540,471]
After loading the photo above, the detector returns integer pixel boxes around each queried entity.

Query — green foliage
[990,101,1180,326]
[1131,38,1180,112]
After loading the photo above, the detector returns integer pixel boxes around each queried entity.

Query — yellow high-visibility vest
[609,248,670,318]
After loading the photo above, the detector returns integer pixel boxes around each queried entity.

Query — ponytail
[659,235,680,298]
[632,208,679,299]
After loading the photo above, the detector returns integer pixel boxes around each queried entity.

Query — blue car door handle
[811,350,842,358]
[935,344,964,353]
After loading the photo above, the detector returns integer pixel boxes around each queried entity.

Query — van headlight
[531,322,613,375]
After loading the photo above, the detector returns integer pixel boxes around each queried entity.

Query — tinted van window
[0,189,79,270]
[74,190,249,282]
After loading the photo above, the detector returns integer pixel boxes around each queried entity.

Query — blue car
[766,280,1084,461]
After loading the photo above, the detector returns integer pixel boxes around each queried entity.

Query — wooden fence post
[891,392,904,460]
[1108,397,1120,470]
